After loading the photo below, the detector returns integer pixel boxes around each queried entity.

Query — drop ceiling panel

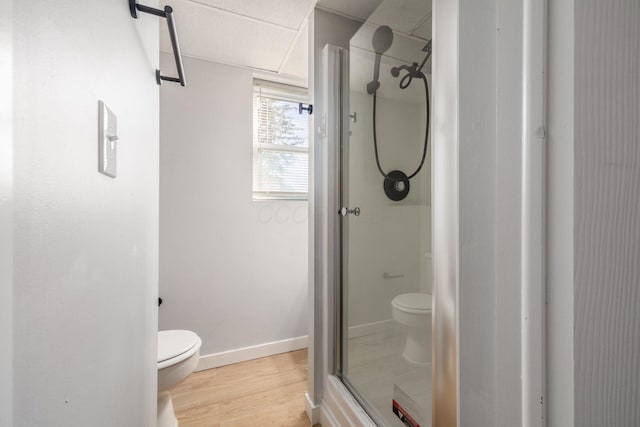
[316,0,382,22]
[411,15,432,40]
[279,19,309,79]
[367,0,430,35]
[161,0,297,72]
[188,0,315,30]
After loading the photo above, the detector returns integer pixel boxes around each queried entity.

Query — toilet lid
[392,293,432,312]
[158,330,200,363]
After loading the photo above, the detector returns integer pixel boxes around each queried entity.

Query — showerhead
[372,25,393,54]
[367,25,394,95]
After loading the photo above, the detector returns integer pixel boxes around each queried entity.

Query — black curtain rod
[130,0,186,87]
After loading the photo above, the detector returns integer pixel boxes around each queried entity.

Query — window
[252,79,309,201]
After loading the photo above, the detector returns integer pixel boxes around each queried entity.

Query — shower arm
[391,40,432,90]
[417,39,432,75]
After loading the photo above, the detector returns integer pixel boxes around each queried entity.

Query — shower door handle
[339,207,360,217]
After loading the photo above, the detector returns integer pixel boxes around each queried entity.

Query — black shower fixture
[368,26,432,201]
[390,40,432,89]
[366,25,394,95]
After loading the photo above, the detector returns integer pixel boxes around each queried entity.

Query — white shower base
[345,323,432,426]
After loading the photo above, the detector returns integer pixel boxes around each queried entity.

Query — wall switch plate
[98,100,118,178]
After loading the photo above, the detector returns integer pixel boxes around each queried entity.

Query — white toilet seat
[157,330,202,427]
[158,330,202,369]
[391,293,432,314]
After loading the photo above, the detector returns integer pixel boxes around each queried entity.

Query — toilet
[391,293,432,364]
[157,330,202,427]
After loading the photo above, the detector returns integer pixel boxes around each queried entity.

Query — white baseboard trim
[348,319,394,339]
[305,393,321,425]
[196,335,308,371]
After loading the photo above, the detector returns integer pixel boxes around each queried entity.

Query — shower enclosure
[334,1,434,425]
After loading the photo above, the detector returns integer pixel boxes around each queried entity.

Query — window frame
[252,79,310,202]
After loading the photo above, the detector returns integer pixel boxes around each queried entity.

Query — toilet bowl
[391,293,432,364]
[158,330,202,427]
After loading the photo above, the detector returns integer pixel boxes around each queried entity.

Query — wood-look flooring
[170,349,318,427]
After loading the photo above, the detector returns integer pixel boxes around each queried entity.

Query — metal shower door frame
[323,9,461,422]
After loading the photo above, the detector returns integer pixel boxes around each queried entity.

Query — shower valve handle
[339,207,361,217]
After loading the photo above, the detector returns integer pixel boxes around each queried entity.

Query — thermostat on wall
[98,100,118,178]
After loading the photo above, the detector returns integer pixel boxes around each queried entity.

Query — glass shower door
[338,1,433,426]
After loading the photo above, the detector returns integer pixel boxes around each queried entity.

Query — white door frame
[432,0,459,424]
[0,1,14,424]
[521,0,548,425]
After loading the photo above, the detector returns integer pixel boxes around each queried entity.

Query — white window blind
[252,79,309,200]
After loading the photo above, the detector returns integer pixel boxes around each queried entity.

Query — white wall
[11,1,159,426]
[456,0,527,424]
[159,54,308,359]
[345,88,430,328]
[494,0,524,424]
[575,1,640,425]
[458,0,498,423]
